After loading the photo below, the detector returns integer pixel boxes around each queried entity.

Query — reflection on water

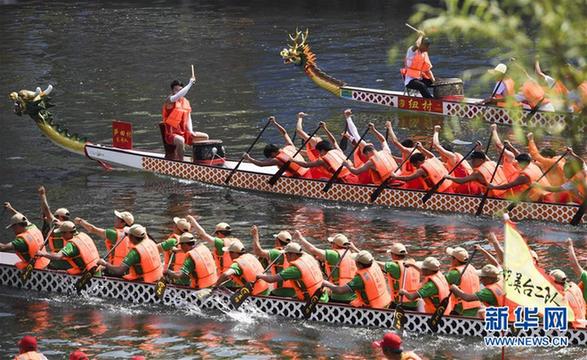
[1,0,587,359]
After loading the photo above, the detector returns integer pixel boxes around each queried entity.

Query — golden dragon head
[9,85,53,116]
[280,28,310,66]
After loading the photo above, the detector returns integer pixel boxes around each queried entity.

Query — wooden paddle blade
[505,201,518,213]
[19,263,34,284]
[154,279,168,300]
[301,287,323,319]
[422,179,444,204]
[427,296,449,332]
[323,167,343,192]
[392,305,407,331]
[75,268,95,293]
[570,201,587,226]
[370,185,386,203]
[268,162,290,186]
[195,288,214,300]
[475,196,488,217]
[230,283,253,309]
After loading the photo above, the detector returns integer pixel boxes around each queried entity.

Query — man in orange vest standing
[162,71,209,160]
[401,31,436,98]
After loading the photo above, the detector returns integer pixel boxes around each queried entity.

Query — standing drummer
[162,69,209,160]
[400,30,436,98]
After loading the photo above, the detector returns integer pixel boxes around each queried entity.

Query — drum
[192,140,226,165]
[432,78,464,100]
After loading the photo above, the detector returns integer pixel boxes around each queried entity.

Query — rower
[37,186,72,270]
[400,31,435,98]
[514,67,555,112]
[532,153,586,204]
[295,112,322,161]
[535,58,569,111]
[388,147,455,193]
[569,79,587,113]
[296,231,357,303]
[432,126,474,194]
[399,257,454,315]
[323,250,391,309]
[378,243,420,310]
[549,269,587,328]
[386,122,424,189]
[251,225,296,298]
[36,221,100,275]
[97,224,163,284]
[526,132,566,186]
[243,116,310,178]
[165,232,218,289]
[162,74,209,160]
[445,149,510,198]
[489,124,520,182]
[480,63,515,107]
[444,247,481,317]
[256,242,328,303]
[157,217,192,286]
[450,264,510,319]
[14,335,48,360]
[565,239,587,306]
[187,215,237,273]
[342,123,399,185]
[74,210,134,267]
[0,206,49,271]
[372,332,423,360]
[215,239,270,296]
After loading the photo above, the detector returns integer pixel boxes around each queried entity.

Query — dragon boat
[279,29,571,128]
[7,85,586,226]
[0,253,585,346]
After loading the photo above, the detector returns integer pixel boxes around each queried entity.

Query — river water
[0,0,586,359]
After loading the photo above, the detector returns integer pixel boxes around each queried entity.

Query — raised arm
[270,116,294,147]
[386,121,411,155]
[369,123,386,145]
[3,202,20,215]
[566,238,584,278]
[526,133,548,164]
[74,217,106,239]
[415,142,435,159]
[187,215,215,244]
[488,232,504,263]
[295,112,311,141]
[294,230,326,260]
[321,123,341,152]
[432,125,455,161]
[168,78,195,103]
[38,186,56,223]
[475,244,500,267]
[490,124,515,162]
[251,225,270,259]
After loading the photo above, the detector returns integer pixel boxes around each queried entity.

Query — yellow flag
[503,218,574,321]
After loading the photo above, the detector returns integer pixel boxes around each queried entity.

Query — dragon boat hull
[0,254,584,346]
[84,144,585,225]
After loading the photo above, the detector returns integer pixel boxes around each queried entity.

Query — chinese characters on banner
[112,120,132,149]
[397,96,443,113]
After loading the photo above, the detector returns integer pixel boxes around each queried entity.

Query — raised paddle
[20,223,55,284]
[339,123,349,151]
[405,23,423,34]
[422,144,477,204]
[229,252,285,310]
[370,147,418,203]
[392,263,410,332]
[268,123,321,186]
[225,119,272,184]
[154,251,177,301]
[301,246,351,319]
[505,150,569,212]
[75,234,127,293]
[322,127,370,192]
[191,64,195,79]
[427,248,478,332]
[475,146,507,217]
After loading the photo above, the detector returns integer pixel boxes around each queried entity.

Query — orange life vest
[400,150,425,190]
[495,78,516,107]
[65,232,100,275]
[450,265,482,311]
[484,280,516,320]
[14,225,50,270]
[369,150,399,185]
[14,352,45,360]
[551,80,569,97]
[232,253,270,295]
[352,264,392,309]
[163,233,188,273]
[106,228,131,267]
[521,80,550,109]
[320,149,351,179]
[569,171,587,203]
[419,157,454,192]
[422,272,454,315]
[187,244,218,289]
[290,254,324,301]
[386,260,421,303]
[511,162,551,201]
[48,230,66,254]
[124,239,163,283]
[324,249,357,286]
[162,97,191,131]
[572,82,587,112]
[401,50,432,80]
[444,152,472,177]
[269,252,296,290]
[566,282,587,328]
[275,146,309,177]
[474,161,510,197]
[214,237,235,273]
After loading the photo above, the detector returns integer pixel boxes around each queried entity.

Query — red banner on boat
[112,120,132,149]
[397,96,443,113]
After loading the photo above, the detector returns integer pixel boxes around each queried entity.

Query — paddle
[194,279,232,300]
[505,150,569,212]
[225,119,271,184]
[484,126,494,155]
[268,123,321,186]
[571,198,587,226]
[422,144,477,204]
[392,263,409,332]
[339,123,349,151]
[322,127,370,193]
[154,252,176,300]
[475,146,507,217]
[229,252,285,310]
[75,234,127,293]
[301,247,351,319]
[405,23,423,34]
[20,224,55,284]
[369,147,418,203]
[427,248,478,332]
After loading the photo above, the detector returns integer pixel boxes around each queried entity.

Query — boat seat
[158,122,176,159]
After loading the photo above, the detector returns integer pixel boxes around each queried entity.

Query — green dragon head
[280,28,310,66]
